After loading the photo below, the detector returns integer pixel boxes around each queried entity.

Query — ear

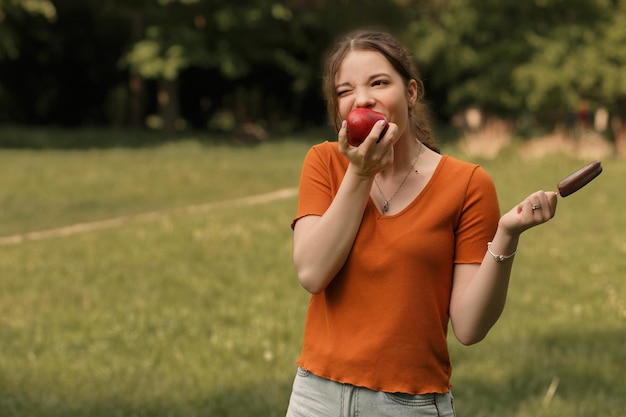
[407,79,418,108]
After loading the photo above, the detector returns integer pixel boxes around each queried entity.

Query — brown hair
[322,30,439,152]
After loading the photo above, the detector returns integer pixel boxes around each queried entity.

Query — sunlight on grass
[0,134,624,416]
[0,139,309,236]
[0,199,306,416]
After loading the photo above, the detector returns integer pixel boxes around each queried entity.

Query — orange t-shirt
[292,141,500,394]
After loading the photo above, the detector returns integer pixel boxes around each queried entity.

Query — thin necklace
[374,141,423,215]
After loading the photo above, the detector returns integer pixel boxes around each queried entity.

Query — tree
[117,0,206,134]
[119,0,412,134]
[0,0,57,122]
[404,0,626,139]
[511,0,626,129]
[0,0,56,59]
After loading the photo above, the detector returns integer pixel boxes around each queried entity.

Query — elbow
[452,322,490,346]
[455,332,487,346]
[293,251,332,294]
[294,265,327,295]
[450,307,501,346]
[302,283,325,295]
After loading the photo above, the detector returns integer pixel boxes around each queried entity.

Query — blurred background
[1,0,625,153]
[1,2,624,416]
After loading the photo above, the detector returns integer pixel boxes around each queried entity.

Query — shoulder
[438,155,494,186]
[307,141,340,158]
[440,155,484,173]
[303,141,347,169]
[434,156,499,215]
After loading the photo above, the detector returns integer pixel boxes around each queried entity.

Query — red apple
[346,108,388,147]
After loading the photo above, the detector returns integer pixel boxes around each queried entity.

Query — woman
[286,29,557,417]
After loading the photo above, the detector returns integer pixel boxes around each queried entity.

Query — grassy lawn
[0,128,624,416]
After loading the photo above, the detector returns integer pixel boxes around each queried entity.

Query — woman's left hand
[499,191,558,235]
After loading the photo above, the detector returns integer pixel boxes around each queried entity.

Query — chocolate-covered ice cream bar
[557,161,602,197]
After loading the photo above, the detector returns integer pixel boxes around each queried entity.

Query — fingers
[337,119,397,177]
[546,191,558,211]
[501,190,556,236]
[365,121,398,153]
[339,119,396,155]
[337,120,349,151]
[526,190,557,221]
[340,119,396,149]
[367,119,390,145]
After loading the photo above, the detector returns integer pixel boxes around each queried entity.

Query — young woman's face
[335,50,416,136]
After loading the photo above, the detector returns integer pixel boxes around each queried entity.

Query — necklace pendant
[383,200,389,214]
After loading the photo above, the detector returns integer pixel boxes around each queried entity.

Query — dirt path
[0,188,298,246]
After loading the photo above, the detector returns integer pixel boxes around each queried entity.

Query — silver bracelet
[487,242,517,262]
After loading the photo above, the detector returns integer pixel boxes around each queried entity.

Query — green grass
[0,128,624,416]
[0,136,308,236]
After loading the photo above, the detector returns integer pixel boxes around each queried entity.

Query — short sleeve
[454,166,500,264]
[291,143,341,229]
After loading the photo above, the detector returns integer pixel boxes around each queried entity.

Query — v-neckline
[371,154,446,218]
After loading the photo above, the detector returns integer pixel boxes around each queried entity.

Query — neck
[380,137,423,178]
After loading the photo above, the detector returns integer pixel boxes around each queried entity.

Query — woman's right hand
[337,119,398,178]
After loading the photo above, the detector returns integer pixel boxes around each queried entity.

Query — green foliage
[2,0,626,132]
[513,0,626,115]
[125,38,189,80]
[0,0,56,59]
[120,0,209,80]
[406,0,626,121]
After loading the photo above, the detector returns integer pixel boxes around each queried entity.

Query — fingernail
[379,120,386,127]
[341,120,347,130]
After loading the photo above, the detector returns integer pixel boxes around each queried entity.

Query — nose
[353,89,375,109]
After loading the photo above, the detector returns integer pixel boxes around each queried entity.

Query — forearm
[451,190,558,345]
[293,165,373,294]
[450,228,520,345]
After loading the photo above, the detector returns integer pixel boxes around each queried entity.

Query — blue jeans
[286,367,456,417]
